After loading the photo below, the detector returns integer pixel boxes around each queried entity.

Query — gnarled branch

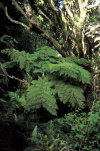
[5,7,30,30]
[5,0,65,56]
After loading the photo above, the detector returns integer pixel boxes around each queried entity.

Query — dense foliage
[0,0,100,151]
[1,47,91,115]
[27,101,100,151]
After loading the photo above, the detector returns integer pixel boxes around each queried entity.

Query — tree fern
[55,81,85,108]
[26,77,57,115]
[8,76,87,115]
[43,77,86,108]
[1,47,92,114]
[46,62,91,84]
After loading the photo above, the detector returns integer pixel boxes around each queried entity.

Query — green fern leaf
[9,92,26,107]
[36,46,62,59]
[31,125,38,138]
[46,62,91,84]
[55,81,85,108]
[65,56,89,66]
[26,77,57,115]
[1,48,91,85]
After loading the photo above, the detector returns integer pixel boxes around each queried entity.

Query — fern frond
[64,56,89,66]
[1,48,91,85]
[9,92,20,101]
[36,46,62,59]
[9,92,26,107]
[32,46,62,73]
[1,49,27,69]
[1,47,62,74]
[26,77,57,115]
[3,61,16,69]
[46,62,91,84]
[55,81,85,108]
[0,35,18,47]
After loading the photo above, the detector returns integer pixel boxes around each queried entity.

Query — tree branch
[94,36,100,43]
[94,43,100,49]
[5,7,30,30]
[78,0,88,26]
[29,18,64,55]
[38,10,51,23]
[12,0,28,19]
[63,1,74,22]
[0,73,27,83]
[9,0,65,56]
[48,0,67,29]
[87,1,100,9]
[49,0,58,12]
[85,24,100,36]
[12,0,32,27]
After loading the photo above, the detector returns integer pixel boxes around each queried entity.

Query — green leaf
[26,77,58,115]
[32,125,38,138]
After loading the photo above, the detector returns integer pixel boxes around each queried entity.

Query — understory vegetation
[0,0,100,151]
